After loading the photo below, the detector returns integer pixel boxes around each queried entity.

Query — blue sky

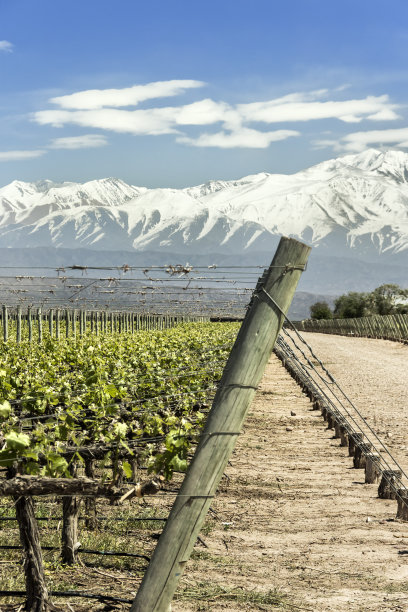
[1,0,408,187]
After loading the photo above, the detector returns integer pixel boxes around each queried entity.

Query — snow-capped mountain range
[0,149,408,263]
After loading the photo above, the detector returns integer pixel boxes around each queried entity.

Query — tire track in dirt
[174,337,408,612]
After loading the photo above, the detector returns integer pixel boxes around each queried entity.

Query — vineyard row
[0,304,208,342]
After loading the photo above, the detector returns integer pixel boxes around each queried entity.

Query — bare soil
[174,334,408,612]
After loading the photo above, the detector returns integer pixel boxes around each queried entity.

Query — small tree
[310,301,333,320]
[333,292,370,318]
[369,284,408,315]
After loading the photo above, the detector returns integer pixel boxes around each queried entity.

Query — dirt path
[174,335,408,612]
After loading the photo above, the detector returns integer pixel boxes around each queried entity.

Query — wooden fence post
[56,310,60,340]
[28,307,32,342]
[38,308,42,343]
[17,306,22,343]
[2,305,8,342]
[15,494,49,610]
[130,236,311,612]
[48,309,54,338]
[72,309,76,337]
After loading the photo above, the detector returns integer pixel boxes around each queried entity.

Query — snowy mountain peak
[307,149,408,183]
[0,150,407,260]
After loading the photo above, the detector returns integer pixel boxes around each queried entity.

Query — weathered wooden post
[65,309,70,338]
[353,442,372,469]
[2,305,8,342]
[79,310,84,336]
[72,309,76,337]
[15,494,49,610]
[48,309,54,338]
[56,310,60,340]
[37,308,42,343]
[378,470,402,499]
[61,464,81,565]
[396,489,408,521]
[339,424,350,447]
[84,459,97,529]
[28,307,32,342]
[365,453,381,484]
[348,432,364,457]
[61,496,81,564]
[131,236,311,612]
[16,305,22,343]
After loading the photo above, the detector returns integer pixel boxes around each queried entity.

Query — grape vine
[0,322,239,480]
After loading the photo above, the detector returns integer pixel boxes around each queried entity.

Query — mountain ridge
[0,149,407,263]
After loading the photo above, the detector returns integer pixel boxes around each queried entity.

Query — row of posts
[317,400,408,521]
[296,313,408,342]
[276,345,408,522]
[1,306,207,342]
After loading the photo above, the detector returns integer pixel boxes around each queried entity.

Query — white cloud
[48,134,108,149]
[314,127,408,153]
[173,99,237,126]
[50,79,205,110]
[237,94,401,124]
[341,127,408,152]
[0,150,45,162]
[0,40,13,53]
[34,108,180,135]
[33,100,234,136]
[32,83,403,150]
[178,127,300,148]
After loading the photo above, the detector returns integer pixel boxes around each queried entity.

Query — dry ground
[174,334,408,612]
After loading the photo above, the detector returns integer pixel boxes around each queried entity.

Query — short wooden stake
[378,470,402,499]
[353,442,372,469]
[339,425,349,447]
[327,413,335,430]
[334,420,342,439]
[84,460,97,530]
[61,496,81,564]
[396,488,408,521]
[365,453,381,484]
[61,464,81,565]
[15,495,49,610]
[348,432,364,457]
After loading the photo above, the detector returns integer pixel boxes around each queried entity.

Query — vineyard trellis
[2,238,406,611]
[0,237,310,611]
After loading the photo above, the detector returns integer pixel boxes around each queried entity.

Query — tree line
[310,284,408,320]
